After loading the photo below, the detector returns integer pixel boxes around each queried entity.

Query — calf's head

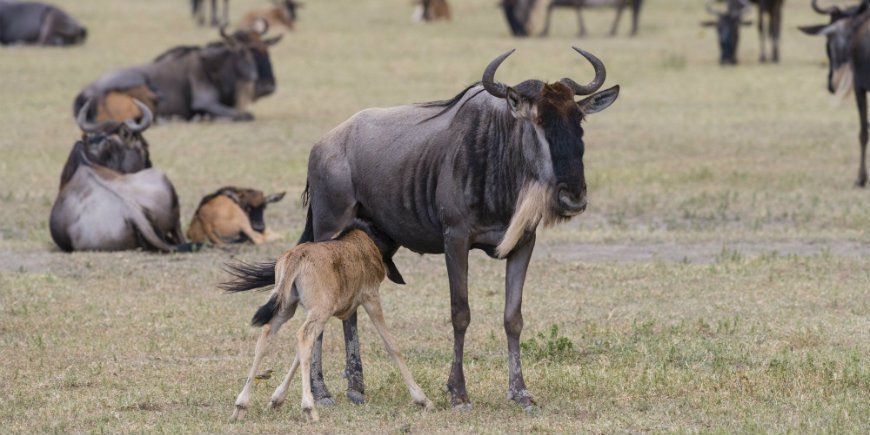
[481,47,619,218]
[222,188,286,233]
[799,0,868,93]
[701,0,752,65]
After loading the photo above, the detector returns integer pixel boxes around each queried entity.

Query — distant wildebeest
[192,0,229,27]
[702,0,785,65]
[239,1,301,31]
[187,187,286,245]
[501,0,641,37]
[224,219,432,423]
[230,47,619,409]
[800,0,870,186]
[50,101,185,252]
[0,1,86,46]
[73,27,281,123]
[412,0,451,22]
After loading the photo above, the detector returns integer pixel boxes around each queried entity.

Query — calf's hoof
[230,406,247,421]
[419,399,435,411]
[303,407,320,423]
[268,398,284,410]
[346,389,365,405]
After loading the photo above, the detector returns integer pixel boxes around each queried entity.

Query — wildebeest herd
[4,0,870,424]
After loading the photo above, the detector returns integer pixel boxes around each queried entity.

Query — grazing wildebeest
[50,101,185,252]
[73,27,281,122]
[542,0,643,37]
[701,0,753,65]
[0,1,86,46]
[800,0,870,186]
[412,0,451,22]
[187,186,286,245]
[192,0,229,27]
[750,0,785,63]
[231,48,619,409]
[239,1,301,31]
[224,219,430,423]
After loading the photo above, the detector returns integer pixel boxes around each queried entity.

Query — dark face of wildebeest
[60,99,153,187]
[227,27,282,100]
[702,0,752,65]
[221,187,285,233]
[799,0,868,93]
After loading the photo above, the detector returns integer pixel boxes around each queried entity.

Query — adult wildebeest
[187,186,285,245]
[702,0,785,65]
[225,219,430,423]
[239,1,301,31]
[800,0,870,186]
[501,0,641,37]
[192,0,229,27]
[50,101,185,252]
[73,27,280,122]
[231,48,619,409]
[0,1,86,46]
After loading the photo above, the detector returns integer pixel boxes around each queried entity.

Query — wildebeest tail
[251,294,279,327]
[298,182,314,244]
[220,261,278,293]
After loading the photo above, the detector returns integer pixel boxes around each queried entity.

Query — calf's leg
[298,312,327,423]
[504,235,537,410]
[362,293,433,409]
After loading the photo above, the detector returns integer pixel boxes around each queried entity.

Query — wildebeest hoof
[316,396,336,407]
[452,402,472,411]
[346,389,365,405]
[420,399,435,410]
[508,389,537,410]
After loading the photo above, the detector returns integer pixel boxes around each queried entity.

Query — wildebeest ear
[263,35,283,46]
[384,257,406,285]
[577,85,619,115]
[798,24,833,36]
[506,87,522,113]
[700,21,718,27]
[266,191,286,203]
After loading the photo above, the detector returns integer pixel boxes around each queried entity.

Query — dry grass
[1,0,869,432]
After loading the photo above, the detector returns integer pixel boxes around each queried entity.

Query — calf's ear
[577,85,619,115]
[266,191,286,203]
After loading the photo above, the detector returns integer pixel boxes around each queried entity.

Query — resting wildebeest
[231,47,619,409]
[0,1,86,46]
[187,186,286,245]
[702,0,753,65]
[73,27,280,122]
[192,0,229,27]
[501,0,641,37]
[800,0,870,186]
[50,101,185,252]
[239,1,301,31]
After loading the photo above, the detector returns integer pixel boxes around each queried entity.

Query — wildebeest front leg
[342,312,366,404]
[609,3,625,36]
[856,89,869,187]
[504,234,537,410]
[575,8,587,37]
[444,230,472,409]
[770,6,781,63]
[758,9,767,63]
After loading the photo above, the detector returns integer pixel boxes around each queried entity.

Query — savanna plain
[2,0,870,432]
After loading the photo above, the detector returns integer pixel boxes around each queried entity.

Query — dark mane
[195,186,241,211]
[417,82,487,123]
[154,45,201,63]
[58,141,95,188]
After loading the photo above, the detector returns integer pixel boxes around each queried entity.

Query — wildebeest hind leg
[758,9,767,63]
[856,89,868,187]
[504,234,537,411]
[444,231,472,409]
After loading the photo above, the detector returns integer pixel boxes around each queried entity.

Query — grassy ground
[1,0,869,432]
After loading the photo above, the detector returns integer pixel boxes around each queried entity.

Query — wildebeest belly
[52,191,140,251]
[0,3,48,44]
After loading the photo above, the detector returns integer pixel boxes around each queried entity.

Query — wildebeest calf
[187,186,285,245]
[223,220,430,423]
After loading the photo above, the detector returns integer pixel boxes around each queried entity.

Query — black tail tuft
[251,294,279,326]
[220,261,277,293]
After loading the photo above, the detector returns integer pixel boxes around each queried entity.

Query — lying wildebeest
[187,186,285,245]
[412,0,451,22]
[73,27,280,123]
[0,1,86,46]
[239,0,301,31]
[800,0,870,186]
[702,0,753,65]
[192,0,229,27]
[542,0,643,37]
[231,47,618,409]
[501,0,641,37]
[225,219,431,423]
[50,101,185,252]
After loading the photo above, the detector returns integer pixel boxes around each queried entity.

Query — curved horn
[75,99,114,133]
[481,49,515,99]
[811,0,839,15]
[219,24,236,47]
[254,17,269,35]
[123,99,153,133]
[560,47,606,96]
[705,0,724,17]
